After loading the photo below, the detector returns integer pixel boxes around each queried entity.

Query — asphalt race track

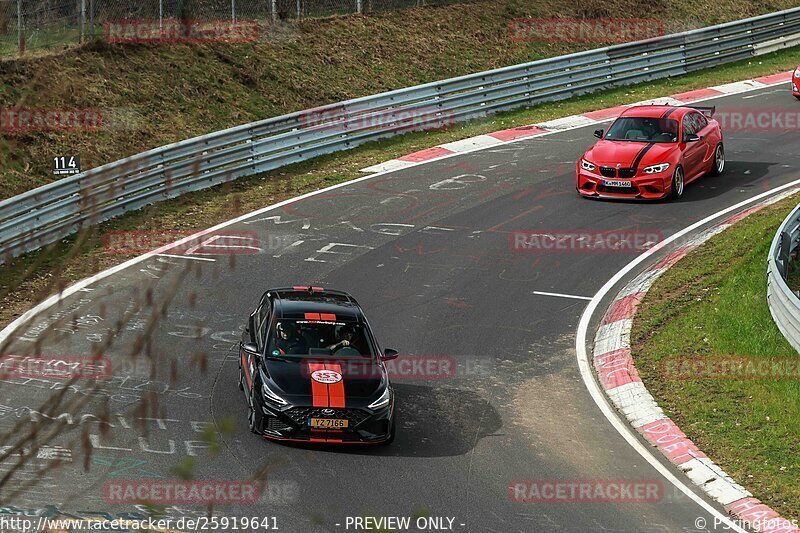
[2,84,799,532]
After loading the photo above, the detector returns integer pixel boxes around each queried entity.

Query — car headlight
[368,387,391,410]
[643,163,670,174]
[262,381,288,407]
[581,159,596,171]
[794,68,800,77]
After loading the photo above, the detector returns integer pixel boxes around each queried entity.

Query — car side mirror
[593,129,604,138]
[242,342,259,355]
[685,133,701,142]
[382,348,399,361]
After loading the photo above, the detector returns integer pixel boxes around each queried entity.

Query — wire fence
[0,0,467,56]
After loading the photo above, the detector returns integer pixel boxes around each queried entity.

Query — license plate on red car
[603,180,630,188]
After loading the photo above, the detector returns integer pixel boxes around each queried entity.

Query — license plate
[308,418,348,428]
[603,179,630,188]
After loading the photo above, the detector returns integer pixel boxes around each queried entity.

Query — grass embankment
[631,194,800,520]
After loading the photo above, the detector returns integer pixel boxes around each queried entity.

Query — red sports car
[576,105,724,200]
[793,65,800,99]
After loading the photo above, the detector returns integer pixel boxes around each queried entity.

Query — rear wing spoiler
[687,105,716,118]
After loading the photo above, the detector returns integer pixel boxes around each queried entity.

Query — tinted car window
[694,112,708,131]
[267,319,375,357]
[605,117,678,143]
[682,114,697,137]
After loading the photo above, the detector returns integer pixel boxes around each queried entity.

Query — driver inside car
[326,325,361,355]
[275,322,308,355]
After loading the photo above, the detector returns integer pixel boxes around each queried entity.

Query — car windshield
[605,117,678,143]
[266,318,375,358]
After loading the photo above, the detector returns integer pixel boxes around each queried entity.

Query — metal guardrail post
[16,0,23,55]
[80,0,86,43]
[89,0,94,39]
[779,231,791,277]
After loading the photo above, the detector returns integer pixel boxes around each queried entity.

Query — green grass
[631,194,800,520]
[0,26,81,57]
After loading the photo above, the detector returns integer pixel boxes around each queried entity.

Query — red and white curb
[592,187,800,532]
[360,71,793,175]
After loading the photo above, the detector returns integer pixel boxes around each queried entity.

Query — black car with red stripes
[238,286,398,444]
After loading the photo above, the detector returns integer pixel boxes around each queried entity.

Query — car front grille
[285,407,371,426]
[599,167,616,178]
[618,168,636,179]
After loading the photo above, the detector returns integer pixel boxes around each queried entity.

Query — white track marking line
[531,290,592,301]
[575,178,800,533]
[0,77,791,525]
[155,253,216,262]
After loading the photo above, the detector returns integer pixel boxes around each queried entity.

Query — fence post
[356,0,362,13]
[231,0,236,22]
[271,0,276,22]
[296,0,300,18]
[89,0,94,38]
[79,0,86,43]
[159,0,163,30]
[16,0,23,55]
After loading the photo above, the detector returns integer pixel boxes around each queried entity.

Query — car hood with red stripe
[585,140,680,168]
[264,357,387,404]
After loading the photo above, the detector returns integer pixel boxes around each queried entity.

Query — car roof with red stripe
[269,287,362,321]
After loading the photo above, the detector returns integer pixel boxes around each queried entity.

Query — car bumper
[576,169,670,200]
[253,397,393,444]
[793,79,800,96]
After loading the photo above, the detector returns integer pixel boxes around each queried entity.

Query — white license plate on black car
[603,180,630,187]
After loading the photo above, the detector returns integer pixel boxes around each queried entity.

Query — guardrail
[767,203,800,354]
[2,7,800,263]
